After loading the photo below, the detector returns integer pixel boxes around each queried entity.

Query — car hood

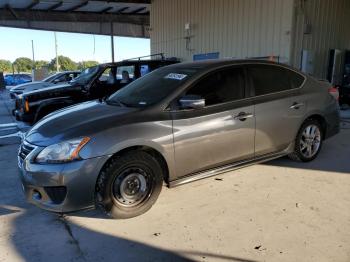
[10,81,52,92]
[23,82,76,97]
[25,100,138,146]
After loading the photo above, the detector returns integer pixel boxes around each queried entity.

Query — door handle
[290,102,304,109]
[234,112,254,121]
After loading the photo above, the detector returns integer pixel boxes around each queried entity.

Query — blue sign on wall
[193,52,220,61]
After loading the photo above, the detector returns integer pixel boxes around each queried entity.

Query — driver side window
[99,68,112,82]
[186,67,245,106]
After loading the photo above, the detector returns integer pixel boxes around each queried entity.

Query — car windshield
[70,66,100,85]
[42,73,60,82]
[106,66,200,107]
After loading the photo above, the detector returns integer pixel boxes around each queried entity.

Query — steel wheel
[299,124,321,158]
[112,167,152,207]
[95,151,163,219]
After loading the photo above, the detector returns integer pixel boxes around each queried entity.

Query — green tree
[49,56,77,71]
[13,57,33,73]
[77,60,99,70]
[35,60,49,69]
[0,59,12,73]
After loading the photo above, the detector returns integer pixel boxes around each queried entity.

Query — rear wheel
[95,151,163,219]
[288,119,323,162]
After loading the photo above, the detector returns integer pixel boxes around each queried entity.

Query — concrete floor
[0,89,349,262]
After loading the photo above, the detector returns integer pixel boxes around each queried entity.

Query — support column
[110,22,115,62]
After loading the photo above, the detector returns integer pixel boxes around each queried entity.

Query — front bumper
[14,109,35,123]
[18,142,110,213]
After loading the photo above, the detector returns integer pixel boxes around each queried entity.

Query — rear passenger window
[186,67,245,106]
[289,71,305,89]
[247,65,292,96]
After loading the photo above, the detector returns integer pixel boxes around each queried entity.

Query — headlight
[35,137,90,164]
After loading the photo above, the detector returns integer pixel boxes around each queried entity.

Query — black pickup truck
[14,58,179,123]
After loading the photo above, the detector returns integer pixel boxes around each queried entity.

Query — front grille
[18,141,35,162]
[44,186,67,204]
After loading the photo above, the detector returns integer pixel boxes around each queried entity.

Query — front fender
[79,121,176,180]
[34,97,75,120]
[31,96,74,109]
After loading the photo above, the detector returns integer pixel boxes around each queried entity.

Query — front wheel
[95,151,163,219]
[288,119,323,162]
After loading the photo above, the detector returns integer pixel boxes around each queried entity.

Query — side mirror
[179,95,205,109]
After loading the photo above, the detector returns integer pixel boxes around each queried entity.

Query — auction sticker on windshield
[164,73,187,80]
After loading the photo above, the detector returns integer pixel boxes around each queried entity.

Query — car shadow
[6,206,259,262]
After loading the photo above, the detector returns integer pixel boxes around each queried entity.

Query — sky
[0,27,150,63]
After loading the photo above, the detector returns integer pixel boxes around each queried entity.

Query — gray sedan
[9,71,80,98]
[18,60,340,219]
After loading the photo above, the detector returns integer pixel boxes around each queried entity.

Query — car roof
[162,59,296,70]
[99,59,179,67]
[59,71,81,74]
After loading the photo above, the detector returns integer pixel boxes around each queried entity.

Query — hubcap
[112,168,151,207]
[300,124,321,158]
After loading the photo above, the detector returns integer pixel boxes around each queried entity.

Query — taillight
[328,86,339,101]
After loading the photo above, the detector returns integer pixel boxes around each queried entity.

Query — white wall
[290,0,350,78]
[150,0,294,63]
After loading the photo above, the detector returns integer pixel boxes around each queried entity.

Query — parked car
[9,71,81,98]
[339,85,350,106]
[339,63,350,106]
[5,74,32,86]
[18,60,340,219]
[14,59,178,123]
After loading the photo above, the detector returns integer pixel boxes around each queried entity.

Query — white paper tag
[164,73,187,80]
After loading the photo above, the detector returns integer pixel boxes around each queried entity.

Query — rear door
[172,66,255,179]
[246,64,306,156]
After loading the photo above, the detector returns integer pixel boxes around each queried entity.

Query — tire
[288,119,323,162]
[95,151,163,219]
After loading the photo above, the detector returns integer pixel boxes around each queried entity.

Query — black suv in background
[14,57,179,123]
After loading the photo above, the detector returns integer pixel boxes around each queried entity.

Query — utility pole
[93,34,96,60]
[31,40,35,79]
[54,32,59,72]
[110,22,115,62]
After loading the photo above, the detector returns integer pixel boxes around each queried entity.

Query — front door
[172,66,255,179]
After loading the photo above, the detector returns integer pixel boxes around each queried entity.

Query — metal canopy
[0,0,151,38]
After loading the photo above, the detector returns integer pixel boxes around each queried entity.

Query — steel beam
[5,4,19,19]
[66,1,89,12]
[100,6,114,13]
[94,0,150,3]
[0,20,150,38]
[114,7,129,13]
[0,9,149,25]
[130,7,147,14]
[26,0,40,10]
[48,1,63,11]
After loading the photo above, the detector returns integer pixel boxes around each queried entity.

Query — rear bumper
[18,147,110,213]
[324,105,340,139]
